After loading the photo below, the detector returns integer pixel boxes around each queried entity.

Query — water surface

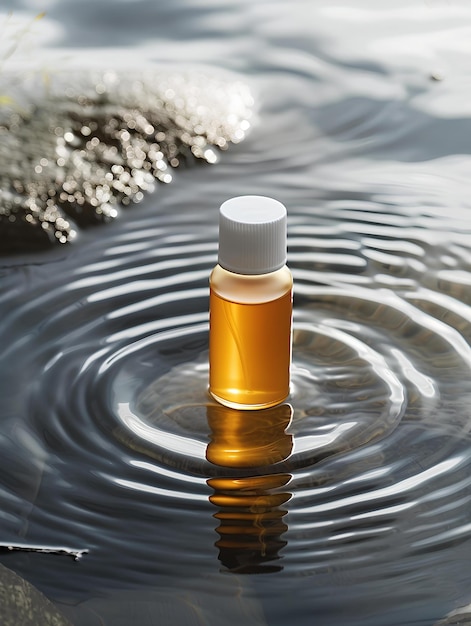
[1,2,471,625]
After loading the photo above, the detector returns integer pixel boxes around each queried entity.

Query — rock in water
[0,70,254,252]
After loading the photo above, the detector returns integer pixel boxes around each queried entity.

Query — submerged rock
[0,562,71,626]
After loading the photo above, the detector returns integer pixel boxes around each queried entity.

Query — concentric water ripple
[2,4,471,621]
[2,196,471,613]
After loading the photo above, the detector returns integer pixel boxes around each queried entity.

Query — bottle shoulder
[210,264,292,304]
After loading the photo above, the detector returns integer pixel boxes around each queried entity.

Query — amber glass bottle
[209,196,292,410]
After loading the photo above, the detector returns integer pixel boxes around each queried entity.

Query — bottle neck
[210,264,292,304]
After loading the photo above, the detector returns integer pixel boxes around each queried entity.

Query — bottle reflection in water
[206,403,293,573]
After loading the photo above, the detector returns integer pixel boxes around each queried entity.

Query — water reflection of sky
[4,0,471,82]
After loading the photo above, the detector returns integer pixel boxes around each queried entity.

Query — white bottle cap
[218,195,287,275]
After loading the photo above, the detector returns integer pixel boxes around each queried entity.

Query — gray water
[1,1,471,625]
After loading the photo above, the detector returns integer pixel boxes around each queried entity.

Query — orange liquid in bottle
[209,287,292,409]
